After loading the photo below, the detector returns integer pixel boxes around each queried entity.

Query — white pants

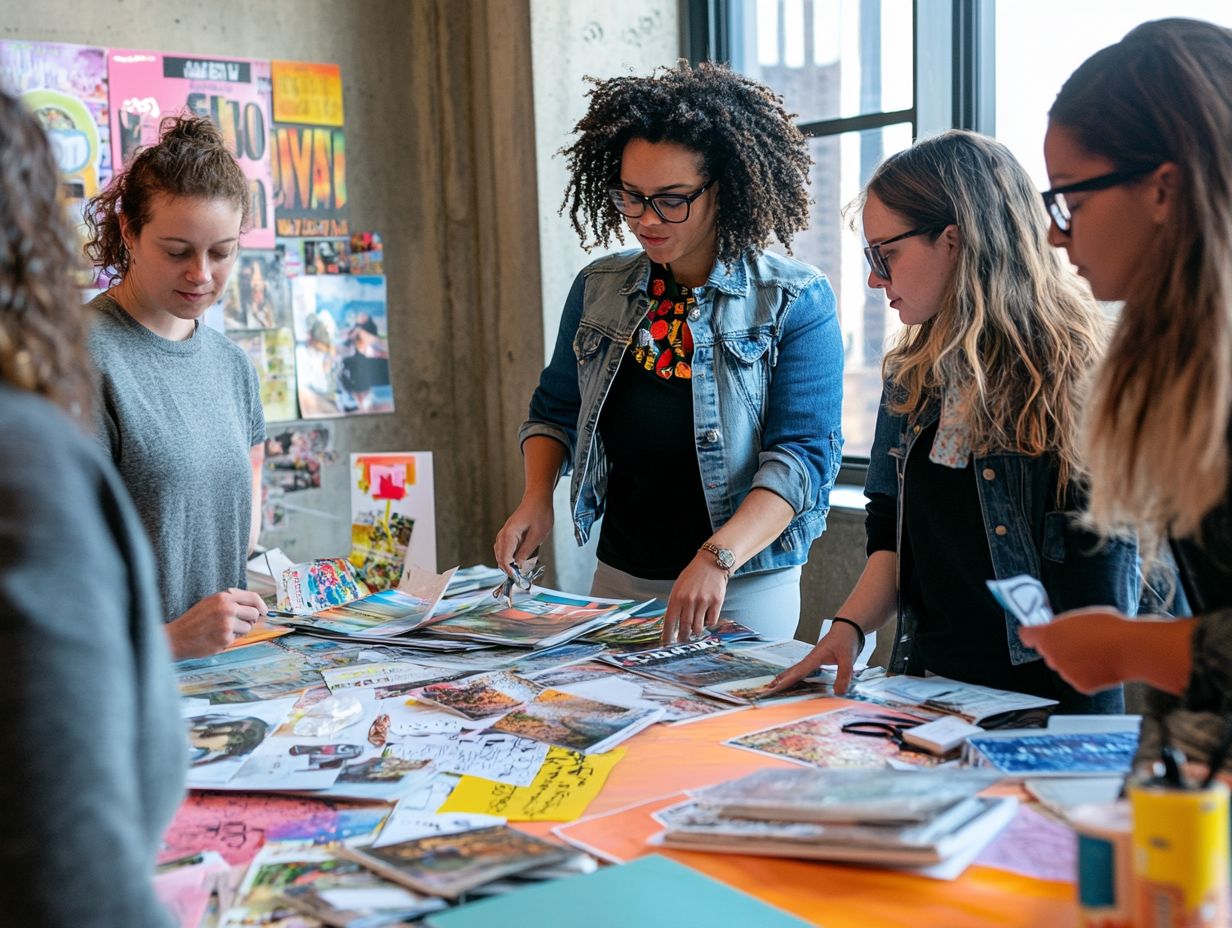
[589,561,802,640]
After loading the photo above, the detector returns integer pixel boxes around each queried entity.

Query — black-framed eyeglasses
[608,178,715,224]
[1041,165,1161,235]
[863,226,943,282]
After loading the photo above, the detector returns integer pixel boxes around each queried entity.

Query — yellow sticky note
[438,747,625,822]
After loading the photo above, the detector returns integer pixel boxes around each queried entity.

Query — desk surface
[526,696,1076,928]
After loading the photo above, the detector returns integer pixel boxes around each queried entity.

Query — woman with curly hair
[773,131,1139,712]
[494,63,843,643]
[84,114,268,659]
[0,89,185,926]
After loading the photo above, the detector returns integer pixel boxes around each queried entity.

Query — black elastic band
[830,616,867,655]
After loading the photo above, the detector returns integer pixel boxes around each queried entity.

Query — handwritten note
[438,747,625,821]
[383,732,549,787]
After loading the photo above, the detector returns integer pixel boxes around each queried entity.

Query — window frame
[682,0,992,484]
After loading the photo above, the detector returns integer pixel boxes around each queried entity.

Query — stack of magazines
[651,767,1017,876]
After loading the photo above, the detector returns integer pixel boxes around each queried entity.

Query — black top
[596,264,712,579]
[869,421,1102,707]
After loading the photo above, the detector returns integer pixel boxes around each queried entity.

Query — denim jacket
[520,248,844,575]
[865,388,1141,673]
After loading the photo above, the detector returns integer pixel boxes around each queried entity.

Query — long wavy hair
[1051,18,1232,542]
[0,90,93,420]
[560,61,812,264]
[83,112,249,282]
[858,130,1106,488]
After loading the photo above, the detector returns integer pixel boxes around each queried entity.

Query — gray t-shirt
[0,383,185,926]
[87,292,266,619]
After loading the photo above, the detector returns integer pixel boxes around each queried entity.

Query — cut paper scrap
[160,793,387,867]
[439,746,625,822]
[972,803,1076,884]
[153,851,230,928]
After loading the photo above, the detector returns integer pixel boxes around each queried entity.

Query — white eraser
[901,716,986,754]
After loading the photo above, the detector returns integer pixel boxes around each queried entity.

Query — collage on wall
[0,40,393,428]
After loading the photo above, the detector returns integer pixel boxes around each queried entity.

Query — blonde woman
[1023,18,1232,773]
[774,130,1137,713]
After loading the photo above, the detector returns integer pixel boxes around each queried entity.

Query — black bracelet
[830,616,867,654]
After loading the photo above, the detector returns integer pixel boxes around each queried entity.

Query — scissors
[491,547,545,608]
[839,713,933,755]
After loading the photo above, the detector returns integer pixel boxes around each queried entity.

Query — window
[690,0,918,462]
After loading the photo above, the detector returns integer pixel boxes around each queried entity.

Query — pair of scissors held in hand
[839,713,934,755]
[491,547,545,608]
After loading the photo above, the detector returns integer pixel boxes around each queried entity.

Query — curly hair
[0,90,94,420]
[84,112,250,282]
[560,61,812,265]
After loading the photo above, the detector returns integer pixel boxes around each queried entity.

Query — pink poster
[108,50,275,247]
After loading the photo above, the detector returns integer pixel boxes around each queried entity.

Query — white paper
[372,810,506,848]
[381,732,549,786]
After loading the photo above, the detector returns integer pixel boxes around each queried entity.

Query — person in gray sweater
[83,114,268,660]
[0,90,185,927]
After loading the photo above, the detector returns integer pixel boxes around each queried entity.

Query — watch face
[715,548,735,570]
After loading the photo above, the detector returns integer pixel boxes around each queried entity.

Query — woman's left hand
[1019,607,1134,693]
[661,553,728,644]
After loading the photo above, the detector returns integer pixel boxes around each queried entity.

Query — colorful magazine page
[108,50,275,248]
[338,825,573,899]
[409,671,542,721]
[525,661,731,724]
[264,805,391,847]
[690,767,1001,823]
[220,846,377,927]
[184,696,300,787]
[601,637,818,705]
[425,589,634,649]
[279,574,454,640]
[724,706,945,770]
[483,687,663,754]
[319,660,457,694]
[854,674,1057,727]
[281,868,444,927]
[422,854,813,927]
[964,729,1139,778]
[279,557,370,612]
[584,600,762,652]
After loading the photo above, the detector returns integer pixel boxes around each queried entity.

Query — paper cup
[1070,800,1134,928]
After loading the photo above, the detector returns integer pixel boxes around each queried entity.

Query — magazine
[423,590,635,649]
[964,729,1139,778]
[690,767,1002,823]
[484,688,663,754]
[338,825,575,899]
[583,600,762,652]
[653,795,1018,869]
[408,671,542,721]
[600,637,821,705]
[854,674,1057,728]
[279,864,445,926]
[272,587,450,639]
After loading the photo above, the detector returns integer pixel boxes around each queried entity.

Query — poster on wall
[0,40,110,226]
[231,328,298,423]
[270,60,347,237]
[350,452,436,590]
[222,248,291,330]
[261,424,337,529]
[108,49,276,248]
[290,274,392,418]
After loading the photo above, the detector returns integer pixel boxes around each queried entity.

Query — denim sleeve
[519,270,586,474]
[864,383,900,500]
[750,275,844,514]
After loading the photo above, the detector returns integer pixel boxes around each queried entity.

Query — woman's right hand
[769,621,863,695]
[166,588,268,660]
[494,495,554,575]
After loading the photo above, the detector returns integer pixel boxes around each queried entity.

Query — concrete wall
[4,0,545,571]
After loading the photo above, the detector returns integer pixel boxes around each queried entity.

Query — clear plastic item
[292,694,364,738]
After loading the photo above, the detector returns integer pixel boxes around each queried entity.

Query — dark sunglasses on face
[1040,164,1162,234]
[608,177,715,224]
[863,225,944,282]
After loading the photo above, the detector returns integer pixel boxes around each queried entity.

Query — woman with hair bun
[495,62,844,644]
[84,113,268,659]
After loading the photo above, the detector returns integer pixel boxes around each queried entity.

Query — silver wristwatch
[699,541,735,574]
